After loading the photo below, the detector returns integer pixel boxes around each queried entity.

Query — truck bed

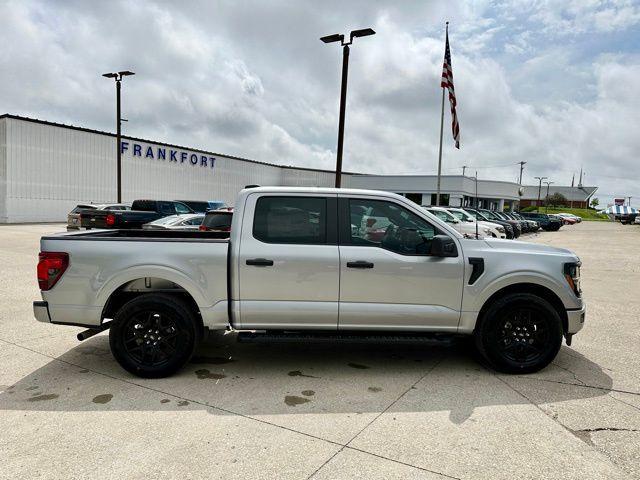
[43,229,230,241]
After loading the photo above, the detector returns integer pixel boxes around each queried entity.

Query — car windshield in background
[202,212,233,229]
[148,215,182,225]
[175,200,227,213]
[71,205,96,213]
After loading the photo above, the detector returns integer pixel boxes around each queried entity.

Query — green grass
[542,207,610,221]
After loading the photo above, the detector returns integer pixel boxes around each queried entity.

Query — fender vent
[468,257,484,285]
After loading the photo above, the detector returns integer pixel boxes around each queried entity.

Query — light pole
[321,28,375,188]
[534,176,547,212]
[544,181,554,213]
[102,70,135,203]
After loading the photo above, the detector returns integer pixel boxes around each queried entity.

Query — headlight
[496,226,505,233]
[563,262,582,297]
[483,228,492,235]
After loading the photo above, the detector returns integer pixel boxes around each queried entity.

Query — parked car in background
[445,207,507,239]
[552,214,577,225]
[67,203,131,230]
[142,213,205,230]
[80,200,194,230]
[463,208,515,239]
[492,211,527,235]
[423,206,489,237]
[479,209,521,238]
[557,213,582,223]
[508,212,539,232]
[520,212,562,231]
[174,200,227,213]
[199,207,234,232]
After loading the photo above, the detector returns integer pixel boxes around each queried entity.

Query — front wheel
[109,294,200,378]
[475,293,563,374]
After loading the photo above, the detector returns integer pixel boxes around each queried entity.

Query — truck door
[237,194,339,330]
[338,196,464,331]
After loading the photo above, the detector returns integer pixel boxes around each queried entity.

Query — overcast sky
[2,0,639,205]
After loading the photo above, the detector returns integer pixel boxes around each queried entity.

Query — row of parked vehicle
[67,200,233,233]
[67,198,583,240]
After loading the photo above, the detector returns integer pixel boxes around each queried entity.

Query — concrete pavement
[0,222,638,479]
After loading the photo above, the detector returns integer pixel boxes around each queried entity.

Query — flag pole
[435,21,448,207]
[436,87,445,206]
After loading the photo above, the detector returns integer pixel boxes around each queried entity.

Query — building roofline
[0,113,355,175]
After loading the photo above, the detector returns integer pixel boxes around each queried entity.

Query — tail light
[37,252,69,291]
[199,225,207,231]
[105,214,116,226]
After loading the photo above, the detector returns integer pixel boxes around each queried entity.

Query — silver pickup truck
[34,187,585,378]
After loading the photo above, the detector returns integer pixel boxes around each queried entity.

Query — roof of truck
[240,186,402,197]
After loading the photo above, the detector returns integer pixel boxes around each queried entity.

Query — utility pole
[628,196,632,207]
[534,176,547,213]
[321,28,375,188]
[518,161,526,185]
[544,181,554,213]
[102,70,135,203]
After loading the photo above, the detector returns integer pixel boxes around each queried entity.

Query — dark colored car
[174,200,227,213]
[463,208,515,239]
[199,207,233,233]
[477,209,520,238]
[67,203,131,230]
[80,200,194,229]
[510,212,539,232]
[519,212,562,231]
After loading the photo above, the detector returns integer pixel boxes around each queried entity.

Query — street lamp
[102,70,135,203]
[534,176,547,213]
[544,181,554,213]
[320,28,375,188]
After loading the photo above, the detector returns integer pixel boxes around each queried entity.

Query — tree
[590,197,599,209]
[547,192,568,207]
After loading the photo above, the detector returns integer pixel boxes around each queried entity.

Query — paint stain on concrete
[92,394,113,404]
[160,399,170,404]
[301,390,315,397]
[284,395,311,407]
[79,369,90,373]
[25,386,39,391]
[177,400,189,407]
[348,362,370,369]
[368,386,382,392]
[28,394,59,402]
[191,356,234,365]
[195,369,226,380]
[287,370,319,378]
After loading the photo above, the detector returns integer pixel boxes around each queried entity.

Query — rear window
[71,205,96,213]
[253,196,326,244]
[131,200,156,212]
[202,212,233,229]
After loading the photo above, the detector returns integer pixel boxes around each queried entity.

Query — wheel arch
[475,283,568,334]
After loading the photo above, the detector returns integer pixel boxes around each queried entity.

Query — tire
[474,293,563,374]
[109,293,201,378]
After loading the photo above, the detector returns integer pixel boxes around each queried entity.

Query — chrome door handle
[347,261,374,269]
[246,258,274,267]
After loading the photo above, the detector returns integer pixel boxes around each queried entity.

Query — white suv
[446,207,507,239]
[423,206,498,238]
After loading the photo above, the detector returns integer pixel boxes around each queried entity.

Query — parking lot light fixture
[544,181,554,213]
[534,176,547,213]
[320,28,375,188]
[102,71,135,203]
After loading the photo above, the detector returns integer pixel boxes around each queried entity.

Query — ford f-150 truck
[34,187,585,378]
[80,200,194,229]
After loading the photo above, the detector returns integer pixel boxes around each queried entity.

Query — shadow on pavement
[0,332,613,423]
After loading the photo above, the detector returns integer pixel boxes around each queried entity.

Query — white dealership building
[0,114,597,223]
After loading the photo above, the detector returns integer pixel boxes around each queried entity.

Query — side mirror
[431,235,458,257]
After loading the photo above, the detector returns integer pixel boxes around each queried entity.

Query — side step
[237,331,458,347]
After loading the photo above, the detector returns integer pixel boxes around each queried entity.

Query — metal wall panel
[0,118,6,222]
[2,118,339,222]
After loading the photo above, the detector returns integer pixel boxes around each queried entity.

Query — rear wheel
[109,294,200,378]
[475,293,563,374]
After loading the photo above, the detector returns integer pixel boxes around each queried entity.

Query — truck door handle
[347,261,374,269]
[246,258,274,267]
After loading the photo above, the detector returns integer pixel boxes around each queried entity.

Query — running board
[237,331,458,346]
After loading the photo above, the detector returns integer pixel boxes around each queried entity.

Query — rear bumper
[566,304,586,334]
[33,301,51,323]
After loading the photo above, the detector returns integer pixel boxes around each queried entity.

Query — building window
[429,193,449,206]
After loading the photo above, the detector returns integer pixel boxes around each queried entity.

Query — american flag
[441,25,460,149]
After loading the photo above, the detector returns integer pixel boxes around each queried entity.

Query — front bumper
[566,303,586,334]
[33,301,51,323]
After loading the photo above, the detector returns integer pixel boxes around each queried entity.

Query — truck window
[253,196,327,244]
[348,199,437,255]
[175,202,192,215]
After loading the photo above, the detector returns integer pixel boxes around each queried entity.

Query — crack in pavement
[576,427,640,433]
[512,374,640,397]
[550,361,586,386]
[0,337,460,480]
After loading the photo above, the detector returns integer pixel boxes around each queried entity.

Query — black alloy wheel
[475,293,563,374]
[109,294,200,378]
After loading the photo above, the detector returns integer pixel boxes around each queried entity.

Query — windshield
[202,212,233,229]
[450,209,473,222]
[149,215,181,225]
[428,209,458,223]
[481,210,500,220]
